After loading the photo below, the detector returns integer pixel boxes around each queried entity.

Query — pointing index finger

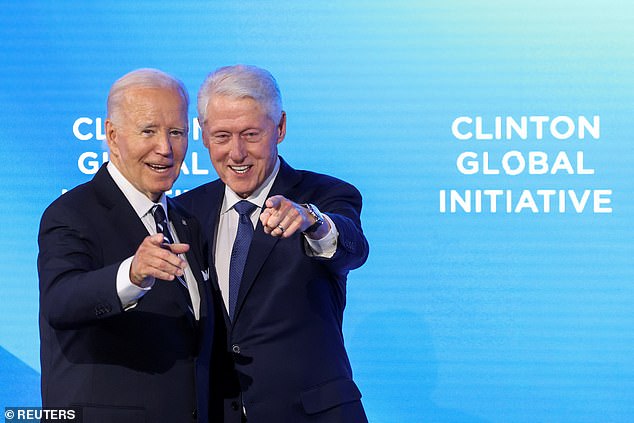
[265,195,283,209]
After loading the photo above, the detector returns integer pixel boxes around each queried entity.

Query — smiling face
[105,86,188,202]
[202,95,286,198]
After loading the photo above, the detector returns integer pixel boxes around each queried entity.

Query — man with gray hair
[178,65,369,422]
[38,68,214,422]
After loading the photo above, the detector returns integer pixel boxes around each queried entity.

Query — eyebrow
[138,122,159,129]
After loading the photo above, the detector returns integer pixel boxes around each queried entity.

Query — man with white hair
[178,65,369,422]
[38,68,214,422]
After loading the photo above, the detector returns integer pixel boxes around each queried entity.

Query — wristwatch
[301,203,325,234]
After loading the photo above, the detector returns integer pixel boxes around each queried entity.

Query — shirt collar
[107,162,168,218]
[221,156,281,214]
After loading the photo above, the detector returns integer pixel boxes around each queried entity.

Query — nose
[228,137,247,162]
[155,131,173,156]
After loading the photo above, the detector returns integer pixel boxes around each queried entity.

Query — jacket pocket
[299,378,362,415]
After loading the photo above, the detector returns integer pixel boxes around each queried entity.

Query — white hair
[197,64,283,124]
[107,68,189,124]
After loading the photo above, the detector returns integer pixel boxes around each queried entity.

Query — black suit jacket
[38,164,214,423]
[177,157,369,422]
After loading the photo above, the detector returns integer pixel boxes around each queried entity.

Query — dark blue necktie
[229,200,257,320]
[152,204,193,314]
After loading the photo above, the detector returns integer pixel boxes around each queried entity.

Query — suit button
[192,409,197,419]
[231,401,240,411]
[231,344,241,354]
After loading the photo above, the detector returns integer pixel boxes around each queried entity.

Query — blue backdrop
[1,1,633,421]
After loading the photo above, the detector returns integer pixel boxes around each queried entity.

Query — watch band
[302,203,325,234]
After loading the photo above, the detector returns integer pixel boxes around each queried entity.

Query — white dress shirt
[107,162,201,319]
[214,157,339,312]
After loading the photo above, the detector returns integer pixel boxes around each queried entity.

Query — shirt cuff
[304,214,338,258]
[117,256,154,310]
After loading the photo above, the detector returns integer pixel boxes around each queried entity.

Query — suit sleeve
[311,180,369,274]
[38,202,124,330]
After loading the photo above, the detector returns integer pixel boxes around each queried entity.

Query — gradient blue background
[1,1,633,421]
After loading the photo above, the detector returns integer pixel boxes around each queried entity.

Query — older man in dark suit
[177,65,369,422]
[38,68,214,422]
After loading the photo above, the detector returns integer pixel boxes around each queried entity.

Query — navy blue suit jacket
[38,164,214,422]
[177,158,369,422]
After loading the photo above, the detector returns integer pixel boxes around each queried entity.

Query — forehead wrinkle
[206,98,270,131]
[121,88,187,121]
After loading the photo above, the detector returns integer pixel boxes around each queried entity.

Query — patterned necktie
[152,204,193,314]
[228,200,257,320]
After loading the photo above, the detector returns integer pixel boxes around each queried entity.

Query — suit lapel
[96,164,201,327]
[169,202,202,279]
[93,165,150,253]
[233,158,302,322]
[169,201,207,327]
[203,184,225,271]
[192,183,228,325]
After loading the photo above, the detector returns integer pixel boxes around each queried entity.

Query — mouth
[146,163,173,173]
[229,165,252,174]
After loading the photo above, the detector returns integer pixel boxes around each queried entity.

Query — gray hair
[107,68,189,124]
[197,64,283,124]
